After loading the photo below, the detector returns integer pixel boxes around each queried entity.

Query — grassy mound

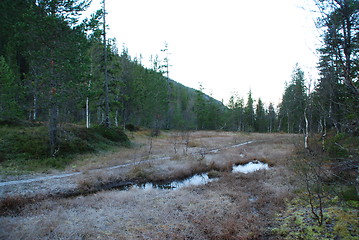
[0,123,130,172]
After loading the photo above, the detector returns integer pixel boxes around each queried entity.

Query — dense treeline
[0,0,275,134]
[0,0,227,156]
[0,0,357,157]
[277,0,358,137]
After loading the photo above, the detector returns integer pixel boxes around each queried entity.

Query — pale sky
[85,0,321,107]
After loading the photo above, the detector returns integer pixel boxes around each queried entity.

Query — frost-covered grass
[0,132,311,239]
[0,167,294,240]
[74,132,298,191]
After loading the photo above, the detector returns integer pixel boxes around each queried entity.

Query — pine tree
[244,90,255,132]
[315,0,359,99]
[313,0,359,132]
[0,56,24,121]
[227,93,245,131]
[279,65,307,133]
[21,0,91,156]
[267,103,276,133]
[255,98,266,132]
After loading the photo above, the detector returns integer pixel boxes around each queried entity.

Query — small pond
[119,160,269,192]
[135,173,213,190]
[232,160,269,174]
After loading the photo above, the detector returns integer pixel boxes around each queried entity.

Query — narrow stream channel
[0,141,256,187]
[135,173,213,190]
[128,160,270,191]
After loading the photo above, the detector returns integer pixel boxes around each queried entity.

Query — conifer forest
[0,1,358,239]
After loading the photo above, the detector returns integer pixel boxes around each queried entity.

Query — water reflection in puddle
[123,161,269,192]
[232,161,269,174]
[135,173,213,190]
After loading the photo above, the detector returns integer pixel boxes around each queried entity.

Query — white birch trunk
[86,97,90,128]
[33,95,37,120]
[115,109,118,127]
[304,108,309,149]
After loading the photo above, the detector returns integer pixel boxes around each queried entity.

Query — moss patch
[0,124,130,173]
[272,198,359,240]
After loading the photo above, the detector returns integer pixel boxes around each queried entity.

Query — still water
[135,173,212,190]
[133,161,269,191]
[232,160,269,174]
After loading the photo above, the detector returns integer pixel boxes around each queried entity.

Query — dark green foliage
[0,56,24,121]
[194,84,226,130]
[267,103,276,132]
[310,0,359,134]
[255,98,266,132]
[226,93,245,131]
[339,186,358,201]
[244,91,255,132]
[0,0,227,136]
[225,92,279,132]
[0,119,26,127]
[0,0,286,162]
[92,126,130,144]
[325,133,359,158]
[58,130,94,155]
[278,65,307,133]
[0,126,49,161]
[125,124,139,132]
[0,124,130,171]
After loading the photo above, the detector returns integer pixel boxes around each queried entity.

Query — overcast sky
[85,0,321,107]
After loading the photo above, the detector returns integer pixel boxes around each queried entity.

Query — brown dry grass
[0,168,293,239]
[0,131,302,239]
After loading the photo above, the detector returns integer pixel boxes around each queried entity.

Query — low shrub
[187,141,200,147]
[92,126,130,144]
[127,165,152,180]
[0,126,49,160]
[0,125,130,172]
[339,186,358,201]
[325,133,359,158]
[207,170,221,178]
[125,124,140,132]
[151,128,161,137]
[0,195,37,216]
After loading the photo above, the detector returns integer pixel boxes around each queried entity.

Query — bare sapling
[232,133,241,145]
[132,142,142,164]
[296,157,325,226]
[199,147,206,161]
[181,130,190,155]
[321,118,327,152]
[147,134,153,157]
[170,131,180,154]
[304,106,309,150]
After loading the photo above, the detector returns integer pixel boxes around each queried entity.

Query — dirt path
[0,132,300,239]
[0,139,257,198]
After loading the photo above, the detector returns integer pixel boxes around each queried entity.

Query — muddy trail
[0,132,300,239]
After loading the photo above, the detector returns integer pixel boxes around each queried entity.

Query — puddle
[135,173,213,190]
[248,196,258,202]
[132,160,269,191]
[232,160,269,174]
[208,149,220,153]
